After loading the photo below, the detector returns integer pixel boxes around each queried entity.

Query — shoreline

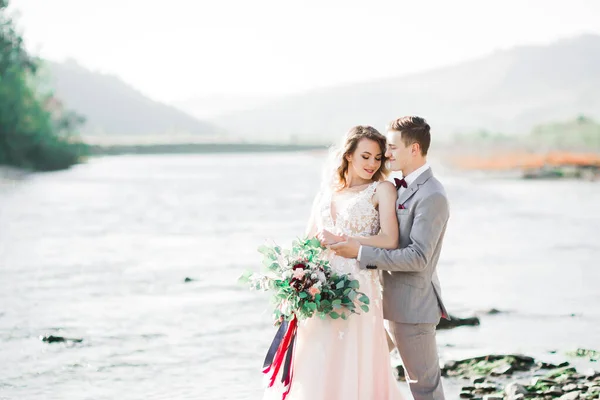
[88,142,329,156]
[0,165,29,182]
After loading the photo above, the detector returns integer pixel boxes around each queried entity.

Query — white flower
[280,300,291,315]
[316,271,326,283]
[276,254,289,270]
[282,270,293,280]
[293,269,306,279]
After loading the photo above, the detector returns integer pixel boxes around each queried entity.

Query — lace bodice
[314,181,381,278]
[317,181,380,236]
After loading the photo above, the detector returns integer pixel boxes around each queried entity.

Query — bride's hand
[316,229,345,246]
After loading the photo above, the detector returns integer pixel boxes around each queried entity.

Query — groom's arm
[359,192,449,272]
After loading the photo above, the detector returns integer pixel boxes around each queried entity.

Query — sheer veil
[304,138,348,236]
[318,136,347,193]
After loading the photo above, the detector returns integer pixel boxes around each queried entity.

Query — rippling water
[1,153,599,400]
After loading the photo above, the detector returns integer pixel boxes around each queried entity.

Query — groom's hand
[330,238,360,259]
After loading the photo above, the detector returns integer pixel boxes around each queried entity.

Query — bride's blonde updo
[332,125,389,190]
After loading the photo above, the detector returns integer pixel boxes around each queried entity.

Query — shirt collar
[404,163,430,187]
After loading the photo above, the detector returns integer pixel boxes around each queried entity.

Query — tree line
[0,0,87,171]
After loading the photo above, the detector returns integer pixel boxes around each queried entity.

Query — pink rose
[293,269,306,280]
[307,286,320,297]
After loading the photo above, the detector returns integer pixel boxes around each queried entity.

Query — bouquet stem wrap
[262,315,298,399]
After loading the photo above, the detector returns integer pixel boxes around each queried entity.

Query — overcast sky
[11,0,600,103]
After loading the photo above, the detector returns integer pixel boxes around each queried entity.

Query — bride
[263,125,404,400]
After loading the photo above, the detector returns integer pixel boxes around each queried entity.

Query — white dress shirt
[357,163,430,261]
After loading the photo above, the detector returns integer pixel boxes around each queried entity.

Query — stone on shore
[442,354,535,378]
[40,335,83,343]
[437,314,481,330]
[505,382,528,396]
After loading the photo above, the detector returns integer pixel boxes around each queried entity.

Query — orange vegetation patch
[453,152,600,170]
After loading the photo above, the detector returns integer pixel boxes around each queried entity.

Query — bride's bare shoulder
[372,181,397,206]
[375,180,397,195]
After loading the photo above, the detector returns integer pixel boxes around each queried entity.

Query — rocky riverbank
[396,353,600,399]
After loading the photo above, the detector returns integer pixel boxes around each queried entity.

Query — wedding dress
[263,181,404,400]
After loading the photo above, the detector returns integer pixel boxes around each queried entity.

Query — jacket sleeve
[358,192,449,272]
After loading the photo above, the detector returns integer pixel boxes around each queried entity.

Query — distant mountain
[44,60,221,136]
[172,94,275,119]
[211,34,600,142]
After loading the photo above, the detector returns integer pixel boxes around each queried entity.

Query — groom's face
[385,130,411,173]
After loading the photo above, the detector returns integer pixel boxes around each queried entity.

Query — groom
[331,116,449,400]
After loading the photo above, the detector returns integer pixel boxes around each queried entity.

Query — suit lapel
[398,167,433,204]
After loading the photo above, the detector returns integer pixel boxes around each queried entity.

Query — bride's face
[346,138,383,181]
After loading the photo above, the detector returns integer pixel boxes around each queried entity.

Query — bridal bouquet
[239,236,370,324]
[239,237,371,398]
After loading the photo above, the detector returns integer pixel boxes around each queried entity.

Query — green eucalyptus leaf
[307,238,322,248]
[237,270,253,284]
[258,245,270,255]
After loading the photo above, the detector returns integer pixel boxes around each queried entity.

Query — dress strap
[360,181,379,200]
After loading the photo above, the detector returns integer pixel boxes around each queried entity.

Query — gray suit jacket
[359,167,450,324]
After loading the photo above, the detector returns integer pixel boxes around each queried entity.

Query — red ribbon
[263,316,298,399]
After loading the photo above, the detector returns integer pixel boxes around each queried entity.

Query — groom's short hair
[388,116,431,156]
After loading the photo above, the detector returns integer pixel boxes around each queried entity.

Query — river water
[0,153,598,399]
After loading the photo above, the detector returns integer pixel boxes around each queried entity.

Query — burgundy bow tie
[394,178,407,189]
